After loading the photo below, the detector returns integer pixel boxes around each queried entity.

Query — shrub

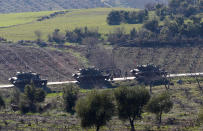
[0,95,5,110]
[63,84,79,114]
[19,85,46,113]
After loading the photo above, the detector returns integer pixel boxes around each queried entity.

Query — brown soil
[0,43,82,84]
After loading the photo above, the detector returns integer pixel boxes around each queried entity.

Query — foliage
[75,90,115,131]
[0,8,141,42]
[114,86,150,131]
[20,84,46,113]
[106,11,122,25]
[65,27,101,43]
[146,91,173,124]
[143,19,159,33]
[199,108,203,124]
[48,29,65,44]
[62,84,79,114]
[107,10,148,25]
[0,95,5,110]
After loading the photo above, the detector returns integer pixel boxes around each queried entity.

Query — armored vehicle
[73,68,112,89]
[9,72,47,90]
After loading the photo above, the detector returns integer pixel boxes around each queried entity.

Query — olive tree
[75,91,115,131]
[114,86,150,131]
[146,92,173,124]
[63,84,79,114]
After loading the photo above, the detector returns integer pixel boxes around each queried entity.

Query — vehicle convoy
[9,72,48,91]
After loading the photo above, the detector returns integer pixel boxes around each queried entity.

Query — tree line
[106,10,148,25]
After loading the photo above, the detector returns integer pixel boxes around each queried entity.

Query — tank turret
[9,72,47,91]
[73,68,112,89]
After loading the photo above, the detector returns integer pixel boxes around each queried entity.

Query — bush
[0,95,5,110]
[63,84,79,114]
[19,85,46,113]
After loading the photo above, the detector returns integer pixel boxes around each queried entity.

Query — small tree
[0,95,5,110]
[114,86,150,131]
[20,84,46,113]
[63,84,79,114]
[76,91,115,131]
[146,92,173,124]
[107,11,122,25]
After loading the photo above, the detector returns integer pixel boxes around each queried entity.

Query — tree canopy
[114,86,150,131]
[76,91,115,131]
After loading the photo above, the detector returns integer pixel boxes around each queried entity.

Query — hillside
[0,0,105,13]
[0,8,143,41]
[0,0,163,13]
[0,42,203,84]
[114,47,203,74]
[0,43,86,84]
[104,0,167,8]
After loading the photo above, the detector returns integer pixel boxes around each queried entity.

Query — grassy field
[0,78,203,130]
[0,8,143,42]
[0,11,55,27]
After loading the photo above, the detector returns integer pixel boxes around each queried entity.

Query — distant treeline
[37,11,69,21]
[47,18,203,47]
[106,10,148,25]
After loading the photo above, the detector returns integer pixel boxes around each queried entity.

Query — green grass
[0,11,55,27]
[0,8,142,42]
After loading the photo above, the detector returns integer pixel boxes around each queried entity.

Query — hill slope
[0,0,166,13]
[0,8,142,42]
[0,42,203,84]
[0,43,85,84]
[0,0,105,13]
[104,0,167,8]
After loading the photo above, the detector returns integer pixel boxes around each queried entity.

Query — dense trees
[146,92,173,124]
[76,91,115,131]
[169,0,201,17]
[66,27,101,43]
[114,86,150,131]
[104,0,203,47]
[107,10,148,25]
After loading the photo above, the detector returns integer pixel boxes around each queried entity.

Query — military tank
[72,68,112,89]
[9,72,47,90]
